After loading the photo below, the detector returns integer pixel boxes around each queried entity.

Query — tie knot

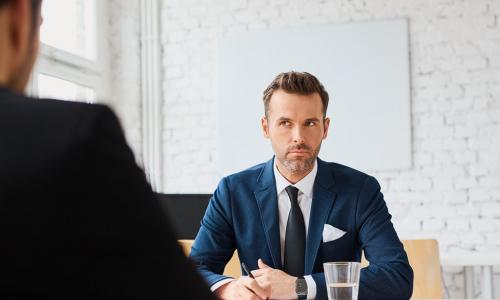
[285,185,299,203]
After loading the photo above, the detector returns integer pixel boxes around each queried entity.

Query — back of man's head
[0,0,41,29]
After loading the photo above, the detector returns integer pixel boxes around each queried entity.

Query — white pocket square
[322,224,346,243]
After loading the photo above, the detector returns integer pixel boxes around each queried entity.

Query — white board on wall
[216,19,411,177]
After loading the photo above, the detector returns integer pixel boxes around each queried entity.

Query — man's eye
[280,121,291,126]
[306,121,316,126]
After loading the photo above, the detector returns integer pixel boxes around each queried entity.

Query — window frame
[29,0,109,103]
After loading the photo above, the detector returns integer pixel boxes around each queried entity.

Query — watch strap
[296,276,307,300]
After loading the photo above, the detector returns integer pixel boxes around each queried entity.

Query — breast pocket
[318,230,356,263]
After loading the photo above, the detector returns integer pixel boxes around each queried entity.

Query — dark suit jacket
[191,157,413,300]
[0,86,216,299]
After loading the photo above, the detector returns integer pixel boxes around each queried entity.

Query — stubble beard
[277,143,322,175]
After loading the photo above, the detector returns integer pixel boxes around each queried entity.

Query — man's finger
[258,258,270,269]
[251,269,266,277]
[254,276,270,289]
[237,286,260,300]
[240,276,270,299]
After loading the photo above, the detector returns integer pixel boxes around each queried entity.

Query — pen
[241,262,255,278]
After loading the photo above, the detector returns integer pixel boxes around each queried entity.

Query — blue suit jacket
[191,158,413,299]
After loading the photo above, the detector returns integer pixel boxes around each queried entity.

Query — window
[30,0,108,103]
[37,74,95,103]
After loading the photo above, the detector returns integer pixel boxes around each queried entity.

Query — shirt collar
[273,157,318,198]
[0,85,15,95]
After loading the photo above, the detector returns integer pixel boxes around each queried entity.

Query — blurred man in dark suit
[0,1,216,299]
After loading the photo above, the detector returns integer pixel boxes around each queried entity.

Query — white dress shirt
[211,159,319,299]
[274,158,318,300]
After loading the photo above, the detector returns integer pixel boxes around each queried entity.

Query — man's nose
[292,126,305,144]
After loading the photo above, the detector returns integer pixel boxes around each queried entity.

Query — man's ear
[8,0,30,54]
[261,116,270,139]
[322,117,330,140]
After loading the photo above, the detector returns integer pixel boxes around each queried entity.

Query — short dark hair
[30,0,42,32]
[0,0,42,10]
[0,0,42,31]
[262,71,330,118]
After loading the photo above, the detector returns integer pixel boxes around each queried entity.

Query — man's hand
[252,259,297,300]
[215,276,270,300]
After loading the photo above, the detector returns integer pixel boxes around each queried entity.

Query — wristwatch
[296,276,308,300]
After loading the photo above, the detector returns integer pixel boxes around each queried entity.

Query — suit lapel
[305,158,336,274]
[254,158,282,269]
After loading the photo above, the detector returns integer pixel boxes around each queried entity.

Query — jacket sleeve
[355,176,413,300]
[189,176,239,288]
[308,176,412,300]
[73,105,217,300]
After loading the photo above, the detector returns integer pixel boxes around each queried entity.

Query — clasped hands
[215,259,297,300]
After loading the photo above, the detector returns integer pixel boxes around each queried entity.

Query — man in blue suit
[191,72,413,300]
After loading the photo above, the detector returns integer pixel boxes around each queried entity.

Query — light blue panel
[216,19,411,177]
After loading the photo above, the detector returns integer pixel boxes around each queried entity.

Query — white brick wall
[113,0,500,297]
[159,0,500,242]
[106,0,143,163]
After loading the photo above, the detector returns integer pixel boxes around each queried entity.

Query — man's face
[261,90,330,176]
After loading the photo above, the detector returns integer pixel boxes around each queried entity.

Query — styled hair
[0,0,41,8]
[0,0,42,31]
[262,71,329,118]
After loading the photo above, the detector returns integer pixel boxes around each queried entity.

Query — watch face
[296,278,308,295]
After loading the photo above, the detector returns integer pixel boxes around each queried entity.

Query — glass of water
[323,262,360,300]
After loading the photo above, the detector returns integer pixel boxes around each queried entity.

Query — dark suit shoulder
[319,159,378,189]
[0,91,113,139]
[325,160,371,178]
[30,97,114,135]
[0,91,121,183]
[223,161,268,184]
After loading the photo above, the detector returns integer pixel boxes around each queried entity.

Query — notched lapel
[254,159,282,269]
[305,159,336,274]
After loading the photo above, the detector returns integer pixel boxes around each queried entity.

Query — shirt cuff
[304,275,317,300]
[210,278,235,292]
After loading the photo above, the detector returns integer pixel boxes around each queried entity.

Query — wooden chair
[178,239,241,278]
[361,239,443,299]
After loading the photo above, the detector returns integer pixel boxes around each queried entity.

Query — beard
[277,142,322,175]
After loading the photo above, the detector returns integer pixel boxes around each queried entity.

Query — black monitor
[156,193,211,239]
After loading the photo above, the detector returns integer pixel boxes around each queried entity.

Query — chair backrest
[361,239,443,299]
[178,239,241,278]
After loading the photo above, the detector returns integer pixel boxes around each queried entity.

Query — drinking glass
[323,262,360,300]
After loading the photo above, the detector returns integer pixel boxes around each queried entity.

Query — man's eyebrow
[277,117,292,122]
[305,117,321,122]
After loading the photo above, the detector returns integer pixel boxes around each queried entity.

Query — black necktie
[284,185,305,277]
